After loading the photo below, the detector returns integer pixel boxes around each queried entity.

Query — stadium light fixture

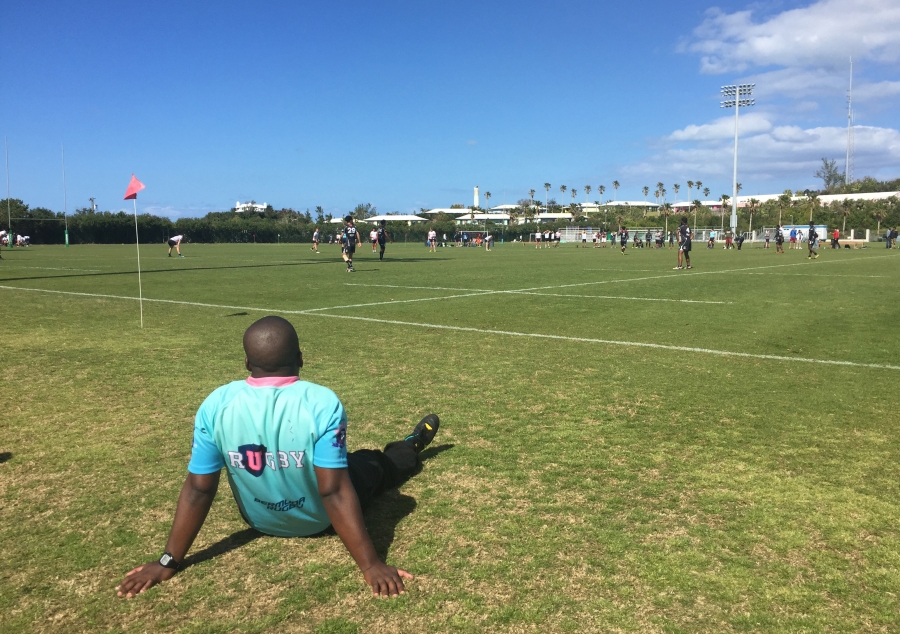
[721,84,755,234]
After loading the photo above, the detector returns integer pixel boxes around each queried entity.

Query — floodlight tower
[721,83,755,234]
[845,58,854,185]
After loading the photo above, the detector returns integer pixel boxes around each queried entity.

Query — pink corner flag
[123,174,146,200]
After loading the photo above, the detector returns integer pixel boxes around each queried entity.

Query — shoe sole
[407,414,440,452]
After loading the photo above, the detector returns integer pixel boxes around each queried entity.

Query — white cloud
[685,0,900,73]
[669,112,773,142]
[625,123,900,188]
[622,0,900,194]
[142,204,219,220]
[854,80,900,100]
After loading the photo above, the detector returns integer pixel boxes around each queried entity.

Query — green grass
[1,240,899,633]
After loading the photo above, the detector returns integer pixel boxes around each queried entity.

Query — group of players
[305,216,827,273]
[614,218,822,270]
[311,216,392,271]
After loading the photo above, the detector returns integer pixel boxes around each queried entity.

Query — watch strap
[158,552,182,571]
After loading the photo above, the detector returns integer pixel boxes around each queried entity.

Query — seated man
[117,316,439,599]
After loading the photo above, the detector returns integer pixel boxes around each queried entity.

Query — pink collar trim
[246,375,299,387]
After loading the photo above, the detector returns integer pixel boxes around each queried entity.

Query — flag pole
[61,144,69,247]
[133,198,143,328]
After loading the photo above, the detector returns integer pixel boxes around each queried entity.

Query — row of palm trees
[496,180,721,210]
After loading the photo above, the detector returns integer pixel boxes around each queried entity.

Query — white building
[235,201,267,213]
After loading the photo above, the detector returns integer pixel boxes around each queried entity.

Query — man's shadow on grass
[0,452,11,464]
[182,443,454,568]
[0,258,450,284]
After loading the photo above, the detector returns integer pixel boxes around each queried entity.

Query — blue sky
[3,0,899,218]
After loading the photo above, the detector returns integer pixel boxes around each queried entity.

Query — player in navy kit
[619,226,629,254]
[807,222,819,260]
[341,216,361,272]
[376,220,391,261]
[775,225,785,254]
[674,217,692,269]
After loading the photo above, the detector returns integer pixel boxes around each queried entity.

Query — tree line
[3,188,898,247]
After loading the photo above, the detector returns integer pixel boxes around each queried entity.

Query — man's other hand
[362,562,414,598]
[116,562,177,598]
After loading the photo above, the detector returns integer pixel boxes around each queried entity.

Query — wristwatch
[158,552,183,571]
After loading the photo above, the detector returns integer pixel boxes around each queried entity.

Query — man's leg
[346,415,439,510]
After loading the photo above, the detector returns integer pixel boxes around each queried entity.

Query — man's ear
[298,350,303,369]
[245,357,251,373]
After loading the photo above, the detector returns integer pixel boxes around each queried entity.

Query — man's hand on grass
[362,562,414,598]
[116,562,177,598]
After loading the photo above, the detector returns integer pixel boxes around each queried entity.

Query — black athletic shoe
[405,414,440,453]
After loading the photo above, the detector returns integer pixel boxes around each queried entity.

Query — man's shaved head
[243,316,302,375]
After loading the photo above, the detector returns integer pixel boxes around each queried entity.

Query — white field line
[346,283,727,304]
[743,273,885,278]
[299,290,496,312]
[501,290,728,304]
[3,266,101,272]
[1,284,898,372]
[513,256,894,292]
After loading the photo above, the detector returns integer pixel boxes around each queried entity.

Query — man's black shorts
[680,242,691,253]
[167,239,177,247]
[343,244,356,256]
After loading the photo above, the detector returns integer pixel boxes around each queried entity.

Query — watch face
[160,554,173,567]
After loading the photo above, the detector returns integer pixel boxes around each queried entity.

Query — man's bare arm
[116,471,220,598]
[315,466,412,598]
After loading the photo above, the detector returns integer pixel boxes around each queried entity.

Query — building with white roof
[235,201,267,213]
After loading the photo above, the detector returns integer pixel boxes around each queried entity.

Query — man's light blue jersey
[188,377,348,537]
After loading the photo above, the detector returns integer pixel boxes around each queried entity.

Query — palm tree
[524,202,536,224]
[529,189,536,204]
[642,186,649,202]
[560,185,567,203]
[584,185,591,202]
[874,208,885,234]
[661,202,673,237]
[839,199,851,233]
[612,180,620,201]
[806,191,819,222]
[543,183,551,211]
[653,188,660,208]
[673,183,680,203]
[703,187,710,198]
[692,199,703,234]
[598,185,606,201]
[571,202,583,222]
[719,194,730,232]
[695,180,703,198]
[484,191,491,210]
[571,188,577,206]
[777,189,792,226]
[746,198,760,238]
[686,180,694,203]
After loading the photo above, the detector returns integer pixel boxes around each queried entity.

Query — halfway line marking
[1,284,896,372]
[347,284,727,305]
